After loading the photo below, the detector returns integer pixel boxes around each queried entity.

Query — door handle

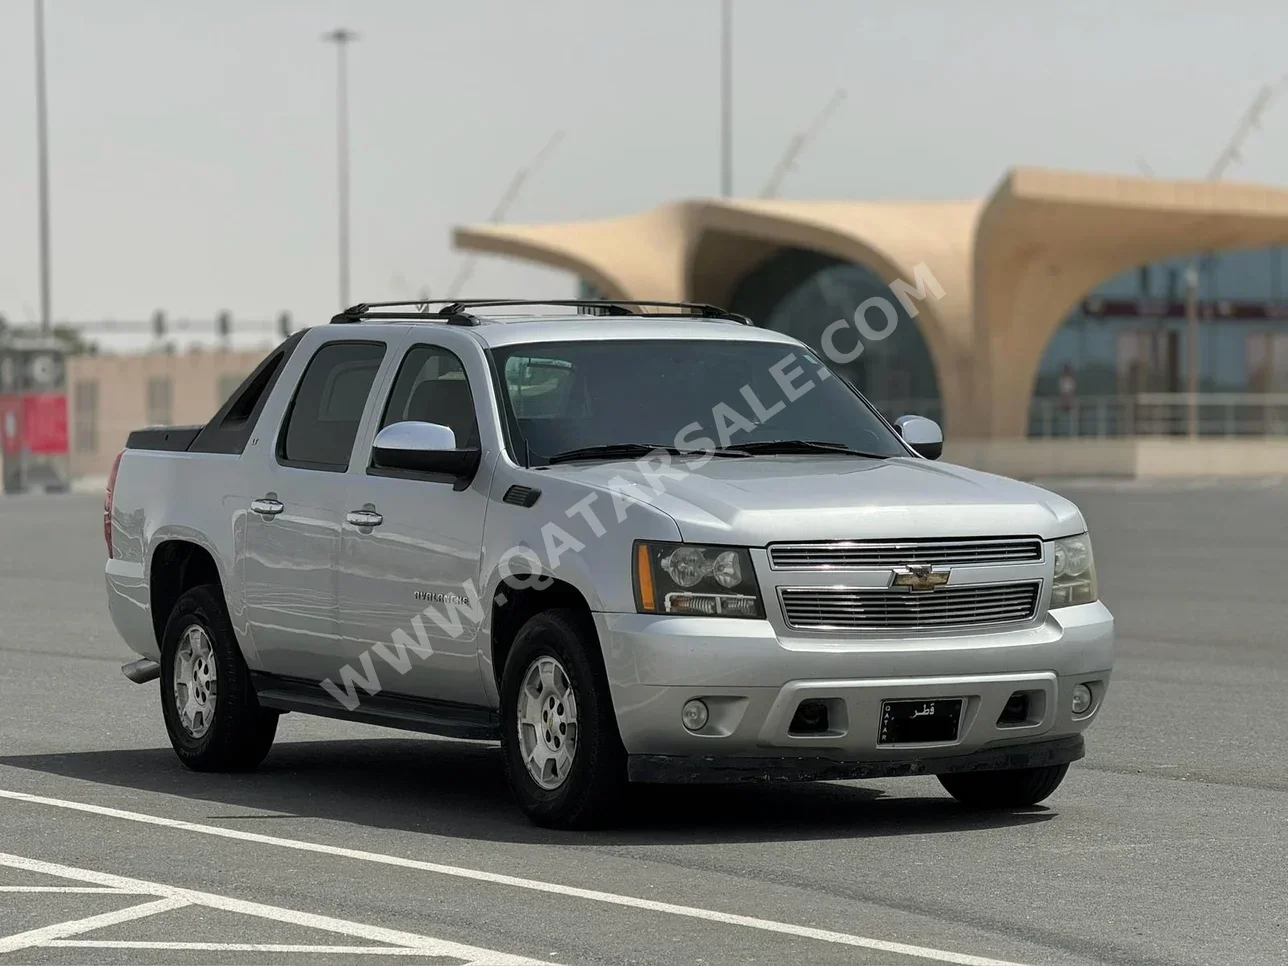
[346,509,384,528]
[250,497,284,516]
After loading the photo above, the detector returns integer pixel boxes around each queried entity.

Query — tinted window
[279,341,385,470]
[491,339,907,464]
[190,331,305,455]
[379,345,478,448]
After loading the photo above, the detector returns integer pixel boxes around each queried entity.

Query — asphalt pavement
[1,482,1285,965]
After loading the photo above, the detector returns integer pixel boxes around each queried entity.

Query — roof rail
[329,300,481,326]
[329,298,753,326]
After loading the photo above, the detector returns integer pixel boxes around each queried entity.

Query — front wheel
[500,609,626,829]
[159,584,278,772]
[938,763,1069,808]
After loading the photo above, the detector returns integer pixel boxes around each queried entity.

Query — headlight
[633,541,764,618]
[1050,532,1098,608]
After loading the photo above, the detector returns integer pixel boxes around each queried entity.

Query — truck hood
[541,456,1084,545]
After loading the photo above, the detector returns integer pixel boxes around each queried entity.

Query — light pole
[323,28,357,309]
[34,0,52,335]
[1185,264,1200,439]
[720,0,732,197]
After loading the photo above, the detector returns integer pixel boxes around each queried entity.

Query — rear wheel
[500,608,626,828]
[159,584,278,771]
[938,763,1069,808]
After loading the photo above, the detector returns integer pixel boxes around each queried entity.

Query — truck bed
[125,426,204,452]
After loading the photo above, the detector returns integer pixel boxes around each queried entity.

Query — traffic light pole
[34,0,52,335]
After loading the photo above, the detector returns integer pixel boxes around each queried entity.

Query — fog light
[1071,684,1093,715]
[681,699,709,732]
[789,699,829,734]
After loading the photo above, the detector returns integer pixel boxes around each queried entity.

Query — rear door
[241,336,391,681]
[335,331,495,707]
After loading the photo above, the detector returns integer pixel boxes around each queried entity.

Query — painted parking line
[0,852,552,965]
[0,896,189,954]
[0,886,131,893]
[0,787,1031,966]
[43,941,468,955]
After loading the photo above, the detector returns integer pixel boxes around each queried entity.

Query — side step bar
[121,658,161,684]
[250,671,500,741]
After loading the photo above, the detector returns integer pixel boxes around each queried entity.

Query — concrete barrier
[945,438,1288,480]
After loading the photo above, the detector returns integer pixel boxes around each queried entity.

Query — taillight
[104,450,124,556]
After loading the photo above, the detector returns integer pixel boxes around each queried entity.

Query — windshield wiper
[545,443,749,465]
[734,439,893,459]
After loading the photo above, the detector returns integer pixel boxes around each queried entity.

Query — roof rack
[329,300,479,326]
[329,298,753,326]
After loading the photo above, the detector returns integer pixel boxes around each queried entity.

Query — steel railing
[1028,393,1288,438]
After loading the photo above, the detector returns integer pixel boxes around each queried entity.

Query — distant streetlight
[720,0,732,198]
[323,28,358,309]
[34,0,52,334]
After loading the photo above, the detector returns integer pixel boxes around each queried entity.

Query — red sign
[22,393,69,455]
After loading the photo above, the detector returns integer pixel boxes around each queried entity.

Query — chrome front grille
[768,537,1042,570]
[779,582,1041,630]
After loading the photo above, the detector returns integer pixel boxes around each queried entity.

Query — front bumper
[594,601,1113,778]
[629,734,1084,783]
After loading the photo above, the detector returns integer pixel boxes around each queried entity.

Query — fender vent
[503,485,541,508]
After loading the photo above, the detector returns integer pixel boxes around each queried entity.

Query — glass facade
[581,253,942,423]
[725,249,942,425]
[1032,246,1288,436]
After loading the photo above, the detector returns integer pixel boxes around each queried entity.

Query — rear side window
[278,341,385,471]
[189,331,306,455]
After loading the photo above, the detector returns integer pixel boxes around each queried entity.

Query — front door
[242,338,389,681]
[336,339,492,708]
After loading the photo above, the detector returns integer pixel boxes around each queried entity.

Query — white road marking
[0,851,553,966]
[0,896,189,953]
[45,940,470,954]
[0,787,1031,966]
[0,891,137,896]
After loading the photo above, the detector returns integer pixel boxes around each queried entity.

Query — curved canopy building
[455,167,1288,439]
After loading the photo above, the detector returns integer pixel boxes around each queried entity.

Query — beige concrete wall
[945,438,1288,480]
[67,350,266,478]
[944,439,1139,479]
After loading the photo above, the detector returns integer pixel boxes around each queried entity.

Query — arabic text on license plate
[878,698,964,744]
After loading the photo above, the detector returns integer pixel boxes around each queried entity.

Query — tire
[500,608,627,829]
[159,584,278,772]
[938,763,1069,808]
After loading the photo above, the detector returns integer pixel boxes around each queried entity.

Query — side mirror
[893,415,943,460]
[371,421,479,477]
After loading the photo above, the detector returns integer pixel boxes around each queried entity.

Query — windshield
[491,339,909,465]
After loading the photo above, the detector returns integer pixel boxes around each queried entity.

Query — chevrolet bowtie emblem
[891,563,951,593]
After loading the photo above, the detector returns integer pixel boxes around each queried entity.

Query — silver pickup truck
[105,298,1113,828]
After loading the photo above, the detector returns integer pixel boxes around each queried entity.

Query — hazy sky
[4,0,1288,346]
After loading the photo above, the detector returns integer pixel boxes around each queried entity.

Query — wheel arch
[486,574,598,701]
[149,539,225,648]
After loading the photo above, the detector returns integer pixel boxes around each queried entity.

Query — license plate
[879,698,964,744]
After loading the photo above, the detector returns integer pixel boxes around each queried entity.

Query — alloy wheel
[173,624,218,738]
[516,655,579,790]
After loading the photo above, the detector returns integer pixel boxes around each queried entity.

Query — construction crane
[1183,76,1287,437]
[445,130,566,299]
[1139,75,1287,180]
[760,89,847,199]
[1205,76,1287,180]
